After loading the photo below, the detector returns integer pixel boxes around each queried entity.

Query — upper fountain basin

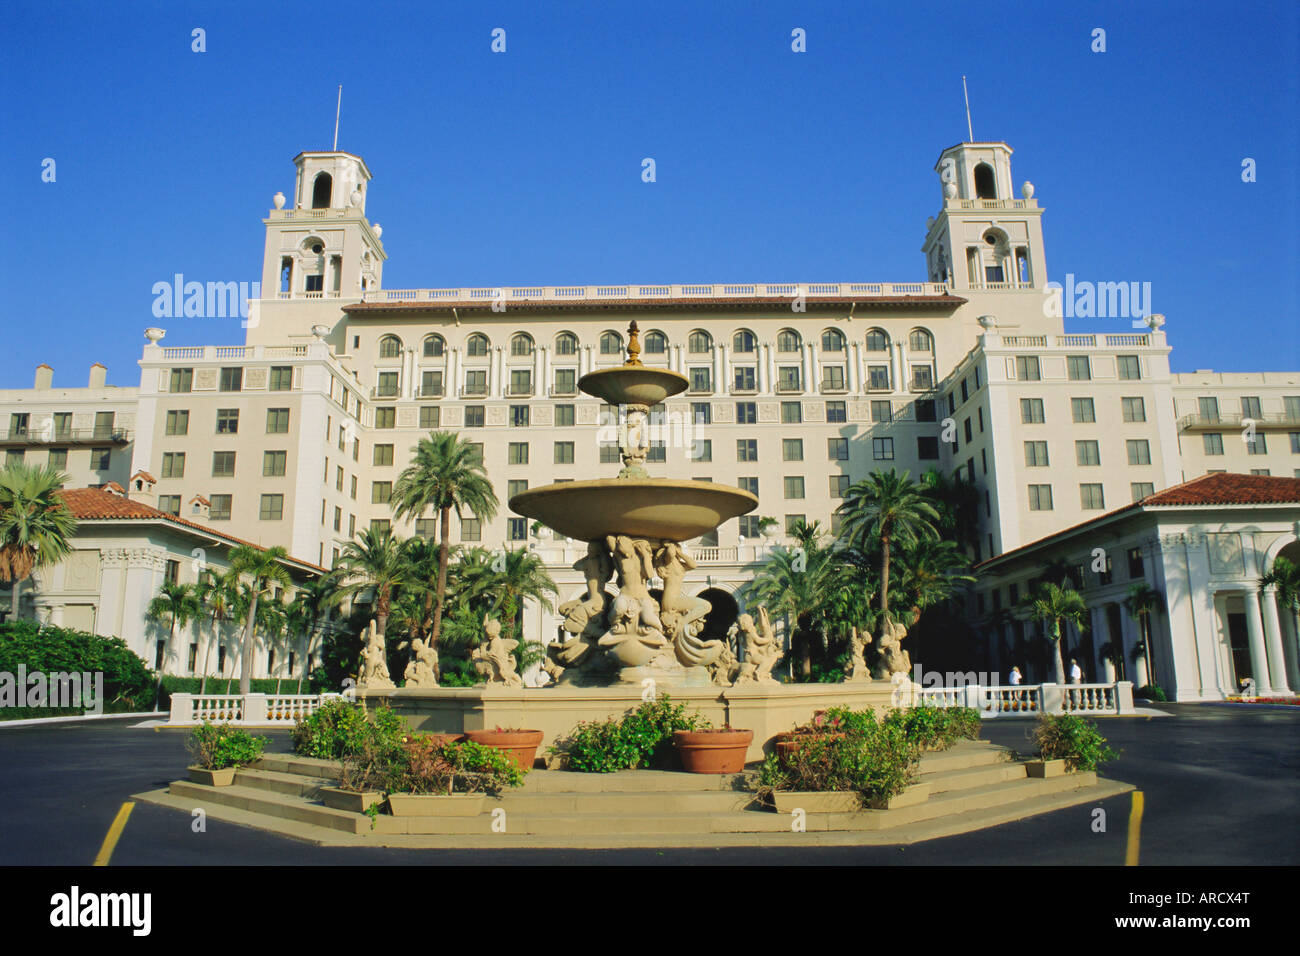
[509,479,758,543]
[578,365,689,407]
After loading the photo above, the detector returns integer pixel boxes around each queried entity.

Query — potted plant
[1028,713,1119,777]
[674,724,752,773]
[464,726,545,771]
[315,705,409,811]
[757,516,780,540]
[385,738,523,817]
[758,720,923,811]
[186,722,269,786]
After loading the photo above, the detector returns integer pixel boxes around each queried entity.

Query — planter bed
[187,766,237,787]
[386,794,486,817]
[771,783,930,814]
[319,787,385,813]
[1025,759,1069,778]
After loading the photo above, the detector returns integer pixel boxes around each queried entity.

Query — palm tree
[919,467,980,551]
[1019,581,1089,685]
[145,580,200,704]
[891,538,975,627]
[1260,556,1300,669]
[334,525,411,638]
[1123,581,1164,686]
[391,432,498,656]
[744,540,839,678]
[227,545,292,696]
[836,468,940,633]
[0,462,77,621]
[195,570,236,694]
[286,573,342,690]
[486,548,558,642]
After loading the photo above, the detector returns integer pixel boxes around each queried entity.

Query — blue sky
[2,0,1296,387]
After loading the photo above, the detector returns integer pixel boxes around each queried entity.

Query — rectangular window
[336,466,345,492]
[509,369,533,397]
[212,451,236,477]
[464,406,485,428]
[1079,484,1105,510]
[1117,355,1141,380]
[1203,433,1224,455]
[1075,440,1100,466]
[1241,396,1262,419]
[783,476,805,499]
[373,444,394,467]
[554,441,575,464]
[829,475,850,498]
[5,449,23,468]
[1247,432,1268,455]
[1250,468,1271,476]
[867,365,890,390]
[646,440,666,463]
[785,514,806,535]
[690,439,712,462]
[733,367,757,392]
[782,438,803,462]
[1067,355,1091,380]
[691,402,711,425]
[1121,397,1146,422]
[158,494,181,516]
[822,366,846,390]
[1285,396,1300,421]
[165,559,180,585]
[917,436,939,460]
[1131,482,1155,501]
[461,517,481,542]
[507,518,527,542]
[738,477,759,496]
[1199,396,1220,422]
[48,449,67,470]
[216,409,239,434]
[374,407,396,429]
[552,368,577,395]
[165,409,189,435]
[777,366,802,391]
[826,401,847,423]
[871,400,892,423]
[266,408,289,433]
[690,367,713,392]
[1127,548,1144,578]
[370,518,391,534]
[1126,439,1152,465]
[737,439,758,462]
[419,370,445,398]
[371,481,393,504]
[736,402,757,425]
[781,401,802,424]
[269,366,293,391]
[89,447,111,470]
[259,494,284,520]
[464,370,487,396]
[1016,356,1041,381]
[1028,484,1053,511]
[1290,432,1300,454]
[555,404,575,427]
[508,442,529,465]
[509,405,530,428]
[873,437,895,460]
[910,365,934,390]
[1024,441,1049,467]
[964,417,973,443]
[210,494,232,520]
[415,519,436,538]
[599,443,620,464]
[169,368,193,393]
[161,452,185,478]
[1069,398,1095,423]
[1020,398,1045,424]
[376,371,399,397]
[739,515,761,538]
[219,367,243,392]
[507,479,528,499]
[827,438,849,461]
[263,451,287,476]
[53,412,72,438]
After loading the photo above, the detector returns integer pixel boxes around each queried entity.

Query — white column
[534,345,543,396]
[1243,589,1276,695]
[803,344,813,392]
[713,346,723,394]
[809,343,820,392]
[1260,588,1292,694]
[718,344,728,395]
[757,345,768,393]
[494,347,505,398]
[848,343,860,393]
[765,343,776,394]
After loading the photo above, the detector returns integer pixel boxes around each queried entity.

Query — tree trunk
[239,594,259,696]
[429,506,452,677]
[10,577,21,622]
[1051,621,1066,685]
[153,618,176,709]
[1142,614,1156,685]
[879,535,891,631]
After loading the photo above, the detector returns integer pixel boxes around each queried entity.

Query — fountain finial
[625,320,643,367]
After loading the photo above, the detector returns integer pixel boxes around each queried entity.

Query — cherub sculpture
[472,615,522,687]
[843,625,872,682]
[357,619,394,688]
[403,635,439,688]
[734,607,781,684]
[874,616,911,678]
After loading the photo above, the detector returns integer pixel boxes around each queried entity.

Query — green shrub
[0,621,154,718]
[881,705,981,750]
[1134,684,1167,702]
[342,736,523,798]
[1033,713,1119,771]
[291,699,406,759]
[187,722,268,770]
[550,695,708,772]
[759,721,920,803]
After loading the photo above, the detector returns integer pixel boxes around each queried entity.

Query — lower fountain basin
[509,478,758,543]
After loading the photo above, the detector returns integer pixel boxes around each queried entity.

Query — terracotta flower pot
[463,729,544,771]
[673,728,753,773]
[424,732,466,747]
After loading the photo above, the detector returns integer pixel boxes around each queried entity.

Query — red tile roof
[57,488,325,573]
[976,473,1300,570]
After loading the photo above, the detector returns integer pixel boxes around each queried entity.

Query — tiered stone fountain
[358,321,897,759]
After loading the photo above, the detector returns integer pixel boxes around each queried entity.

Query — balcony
[460,384,489,398]
[775,380,804,395]
[506,383,535,398]
[0,428,131,447]
[1177,411,1300,431]
[370,386,401,399]
[415,384,445,399]
[548,385,579,397]
[819,377,849,394]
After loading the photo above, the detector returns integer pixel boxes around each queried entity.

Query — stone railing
[358,281,954,305]
[168,692,344,726]
[905,682,1133,717]
[153,344,314,362]
[990,333,1153,350]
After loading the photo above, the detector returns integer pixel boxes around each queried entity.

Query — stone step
[857,772,1099,830]
[234,768,334,798]
[921,761,1027,794]
[495,789,759,814]
[168,780,365,834]
[516,768,749,793]
[917,741,1013,774]
[253,754,342,781]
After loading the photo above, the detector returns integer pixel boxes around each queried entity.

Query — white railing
[989,333,1153,351]
[357,281,953,305]
[168,692,344,726]
[950,198,1038,211]
[155,344,322,363]
[902,682,1133,717]
[1062,683,1119,714]
[981,685,1044,715]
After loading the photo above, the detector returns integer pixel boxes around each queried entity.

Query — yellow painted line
[1125,790,1144,866]
[93,801,135,867]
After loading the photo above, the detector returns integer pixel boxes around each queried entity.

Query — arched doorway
[311,173,333,209]
[695,588,739,645]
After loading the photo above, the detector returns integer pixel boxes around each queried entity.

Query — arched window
[423,334,445,358]
[311,173,333,209]
[909,328,933,353]
[820,329,845,352]
[732,329,757,353]
[510,333,534,357]
[555,332,578,355]
[777,329,802,353]
[865,328,890,352]
[688,330,712,353]
[378,335,402,358]
[466,333,489,357]
[644,330,667,354]
[599,330,623,355]
[974,163,997,200]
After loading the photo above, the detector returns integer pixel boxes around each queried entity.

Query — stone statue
[549,541,615,680]
[357,619,394,689]
[709,640,740,687]
[599,535,668,667]
[843,625,872,682]
[654,541,715,665]
[472,616,523,687]
[874,616,911,678]
[403,636,439,688]
[734,607,781,684]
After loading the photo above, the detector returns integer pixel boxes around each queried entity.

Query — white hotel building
[3,140,1298,700]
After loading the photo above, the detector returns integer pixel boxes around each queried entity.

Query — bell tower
[921,142,1047,291]
[258,150,387,314]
